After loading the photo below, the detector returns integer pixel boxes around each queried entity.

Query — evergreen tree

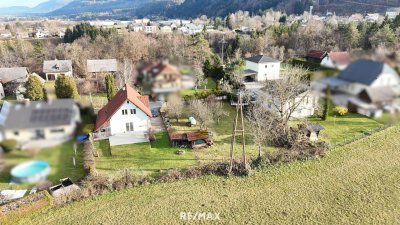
[64,27,73,43]
[202,57,213,77]
[322,85,331,121]
[55,75,79,99]
[105,74,115,102]
[24,75,45,101]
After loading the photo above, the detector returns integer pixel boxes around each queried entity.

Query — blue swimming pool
[11,160,50,183]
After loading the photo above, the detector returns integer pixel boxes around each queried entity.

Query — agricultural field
[13,124,400,224]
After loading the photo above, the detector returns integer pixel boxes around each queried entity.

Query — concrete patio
[109,132,149,146]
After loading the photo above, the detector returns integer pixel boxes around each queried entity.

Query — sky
[0,0,47,8]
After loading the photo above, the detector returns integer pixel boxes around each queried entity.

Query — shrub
[82,124,95,134]
[0,139,17,153]
[334,106,348,116]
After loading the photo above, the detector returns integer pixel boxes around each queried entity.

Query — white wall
[371,72,400,87]
[109,101,150,135]
[245,60,280,82]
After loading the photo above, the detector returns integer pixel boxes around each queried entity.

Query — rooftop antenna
[219,35,227,65]
[229,90,248,173]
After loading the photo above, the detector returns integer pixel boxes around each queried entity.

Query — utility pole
[220,35,227,65]
[229,91,247,173]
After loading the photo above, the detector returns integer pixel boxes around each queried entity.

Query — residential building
[320,51,351,70]
[306,50,327,64]
[314,59,400,117]
[0,99,81,148]
[140,61,182,101]
[0,67,29,100]
[94,84,152,141]
[0,30,12,39]
[160,26,173,33]
[386,7,400,19]
[365,13,380,23]
[87,59,118,91]
[243,55,280,89]
[263,90,318,118]
[34,29,49,38]
[43,60,73,81]
[144,26,158,34]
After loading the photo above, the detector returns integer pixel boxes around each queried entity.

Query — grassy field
[307,113,382,145]
[94,132,198,175]
[0,141,84,189]
[13,124,400,224]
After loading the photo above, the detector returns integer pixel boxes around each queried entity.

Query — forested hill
[48,0,282,19]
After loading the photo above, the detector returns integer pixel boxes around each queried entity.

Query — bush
[82,124,95,134]
[334,106,348,116]
[0,139,17,153]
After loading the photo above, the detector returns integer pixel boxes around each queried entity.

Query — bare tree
[262,65,310,127]
[193,66,207,90]
[189,100,213,130]
[166,94,184,122]
[207,95,229,124]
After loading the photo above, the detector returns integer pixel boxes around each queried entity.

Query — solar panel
[30,108,72,124]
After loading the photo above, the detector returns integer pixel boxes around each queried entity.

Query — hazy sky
[0,0,47,8]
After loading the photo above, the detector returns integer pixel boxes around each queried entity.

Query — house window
[122,109,128,115]
[130,109,136,114]
[50,128,65,133]
[125,122,134,132]
[13,131,19,136]
[265,65,268,68]
[127,101,129,104]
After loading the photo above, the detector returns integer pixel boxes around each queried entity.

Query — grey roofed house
[0,67,28,83]
[3,99,78,130]
[337,59,398,85]
[87,59,118,73]
[245,55,280,63]
[358,87,396,104]
[43,60,72,73]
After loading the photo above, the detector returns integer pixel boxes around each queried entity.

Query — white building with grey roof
[243,55,281,87]
[43,60,73,81]
[0,99,81,148]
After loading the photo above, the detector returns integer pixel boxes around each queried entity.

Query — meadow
[12,124,400,224]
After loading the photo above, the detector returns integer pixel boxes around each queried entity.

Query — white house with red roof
[94,84,152,144]
[320,52,351,70]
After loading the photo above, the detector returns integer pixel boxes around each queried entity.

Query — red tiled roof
[143,62,181,78]
[328,52,350,65]
[95,84,152,131]
[307,50,328,59]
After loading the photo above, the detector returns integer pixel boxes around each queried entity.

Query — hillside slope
[13,125,400,224]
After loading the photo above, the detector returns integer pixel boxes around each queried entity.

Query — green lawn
[0,141,84,189]
[307,113,382,145]
[79,93,108,110]
[15,124,400,224]
[44,81,56,100]
[94,132,198,175]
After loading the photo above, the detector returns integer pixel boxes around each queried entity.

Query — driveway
[109,132,149,147]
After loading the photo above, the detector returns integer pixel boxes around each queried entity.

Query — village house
[320,51,351,70]
[263,90,318,118]
[94,84,152,146]
[87,59,118,91]
[314,59,400,117]
[0,67,29,100]
[243,55,280,89]
[140,61,182,101]
[43,60,73,81]
[306,50,328,64]
[0,99,81,148]
[386,7,400,19]
[144,25,158,34]
[0,30,12,39]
